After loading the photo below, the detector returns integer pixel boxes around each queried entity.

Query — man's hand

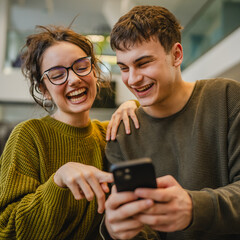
[105,185,154,239]
[134,175,193,232]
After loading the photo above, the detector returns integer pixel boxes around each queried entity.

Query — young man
[102,5,240,240]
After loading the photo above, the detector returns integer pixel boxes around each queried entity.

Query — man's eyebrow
[116,61,125,65]
[134,55,153,63]
[117,55,153,65]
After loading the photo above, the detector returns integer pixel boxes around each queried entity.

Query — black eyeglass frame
[40,56,92,85]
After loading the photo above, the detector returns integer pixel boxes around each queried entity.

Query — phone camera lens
[124,174,131,180]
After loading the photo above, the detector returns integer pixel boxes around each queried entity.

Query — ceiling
[7,0,240,82]
[10,0,209,35]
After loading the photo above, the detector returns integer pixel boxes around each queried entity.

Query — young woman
[0,25,138,240]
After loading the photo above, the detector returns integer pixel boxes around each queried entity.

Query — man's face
[116,38,182,116]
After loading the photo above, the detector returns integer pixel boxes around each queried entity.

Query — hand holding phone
[110,158,157,192]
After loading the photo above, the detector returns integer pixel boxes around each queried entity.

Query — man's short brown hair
[110,5,183,53]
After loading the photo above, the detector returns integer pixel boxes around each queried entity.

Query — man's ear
[172,43,183,67]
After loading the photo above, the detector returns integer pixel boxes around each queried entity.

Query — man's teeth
[68,88,85,97]
[136,84,153,92]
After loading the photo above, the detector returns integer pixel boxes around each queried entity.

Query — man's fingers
[135,213,173,231]
[111,184,117,193]
[114,228,143,240]
[106,191,138,210]
[135,187,173,202]
[156,175,179,188]
[106,196,154,221]
[134,175,180,202]
[109,218,143,237]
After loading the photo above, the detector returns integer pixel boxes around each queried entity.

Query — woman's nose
[67,69,81,86]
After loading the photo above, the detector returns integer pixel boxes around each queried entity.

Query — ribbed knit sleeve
[0,117,108,240]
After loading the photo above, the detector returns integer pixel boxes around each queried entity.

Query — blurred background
[0,0,240,152]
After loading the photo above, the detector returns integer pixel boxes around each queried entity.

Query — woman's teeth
[67,88,87,102]
[136,83,153,92]
[70,95,86,103]
[68,88,86,97]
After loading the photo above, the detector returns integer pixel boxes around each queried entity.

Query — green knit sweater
[105,78,240,240]
[0,116,109,240]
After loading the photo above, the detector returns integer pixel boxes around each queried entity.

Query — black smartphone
[110,157,157,192]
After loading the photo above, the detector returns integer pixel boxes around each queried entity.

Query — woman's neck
[51,110,90,127]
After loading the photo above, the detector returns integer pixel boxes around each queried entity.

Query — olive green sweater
[0,116,108,240]
[105,78,240,240]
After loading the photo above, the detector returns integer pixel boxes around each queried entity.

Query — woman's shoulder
[12,116,49,136]
[92,119,109,130]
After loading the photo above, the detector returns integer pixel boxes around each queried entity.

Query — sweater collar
[42,115,93,138]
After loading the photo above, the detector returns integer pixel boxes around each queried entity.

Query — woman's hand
[54,162,113,213]
[106,100,139,141]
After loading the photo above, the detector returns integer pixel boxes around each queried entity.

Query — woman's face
[40,41,97,126]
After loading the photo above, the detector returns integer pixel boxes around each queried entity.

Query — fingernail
[98,208,103,214]
[146,199,153,206]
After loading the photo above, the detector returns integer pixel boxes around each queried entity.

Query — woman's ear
[172,42,183,67]
[39,83,51,100]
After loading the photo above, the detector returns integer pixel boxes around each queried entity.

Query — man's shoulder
[199,78,240,88]
[195,78,240,99]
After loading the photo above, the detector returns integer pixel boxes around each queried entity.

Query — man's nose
[128,69,143,86]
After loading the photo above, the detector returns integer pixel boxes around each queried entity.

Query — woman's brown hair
[21,25,110,110]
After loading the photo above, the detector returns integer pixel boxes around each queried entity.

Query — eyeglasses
[40,56,92,85]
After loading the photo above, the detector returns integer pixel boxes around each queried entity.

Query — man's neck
[142,81,196,118]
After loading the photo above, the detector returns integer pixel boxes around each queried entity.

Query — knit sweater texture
[105,78,240,240]
[0,116,108,240]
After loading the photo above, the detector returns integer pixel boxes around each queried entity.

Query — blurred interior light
[97,55,117,65]
[87,35,105,42]
[106,36,110,42]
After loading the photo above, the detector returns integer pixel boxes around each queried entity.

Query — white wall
[182,27,240,82]
[0,0,8,72]
[0,0,136,105]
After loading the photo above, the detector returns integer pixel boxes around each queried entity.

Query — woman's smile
[66,87,88,103]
